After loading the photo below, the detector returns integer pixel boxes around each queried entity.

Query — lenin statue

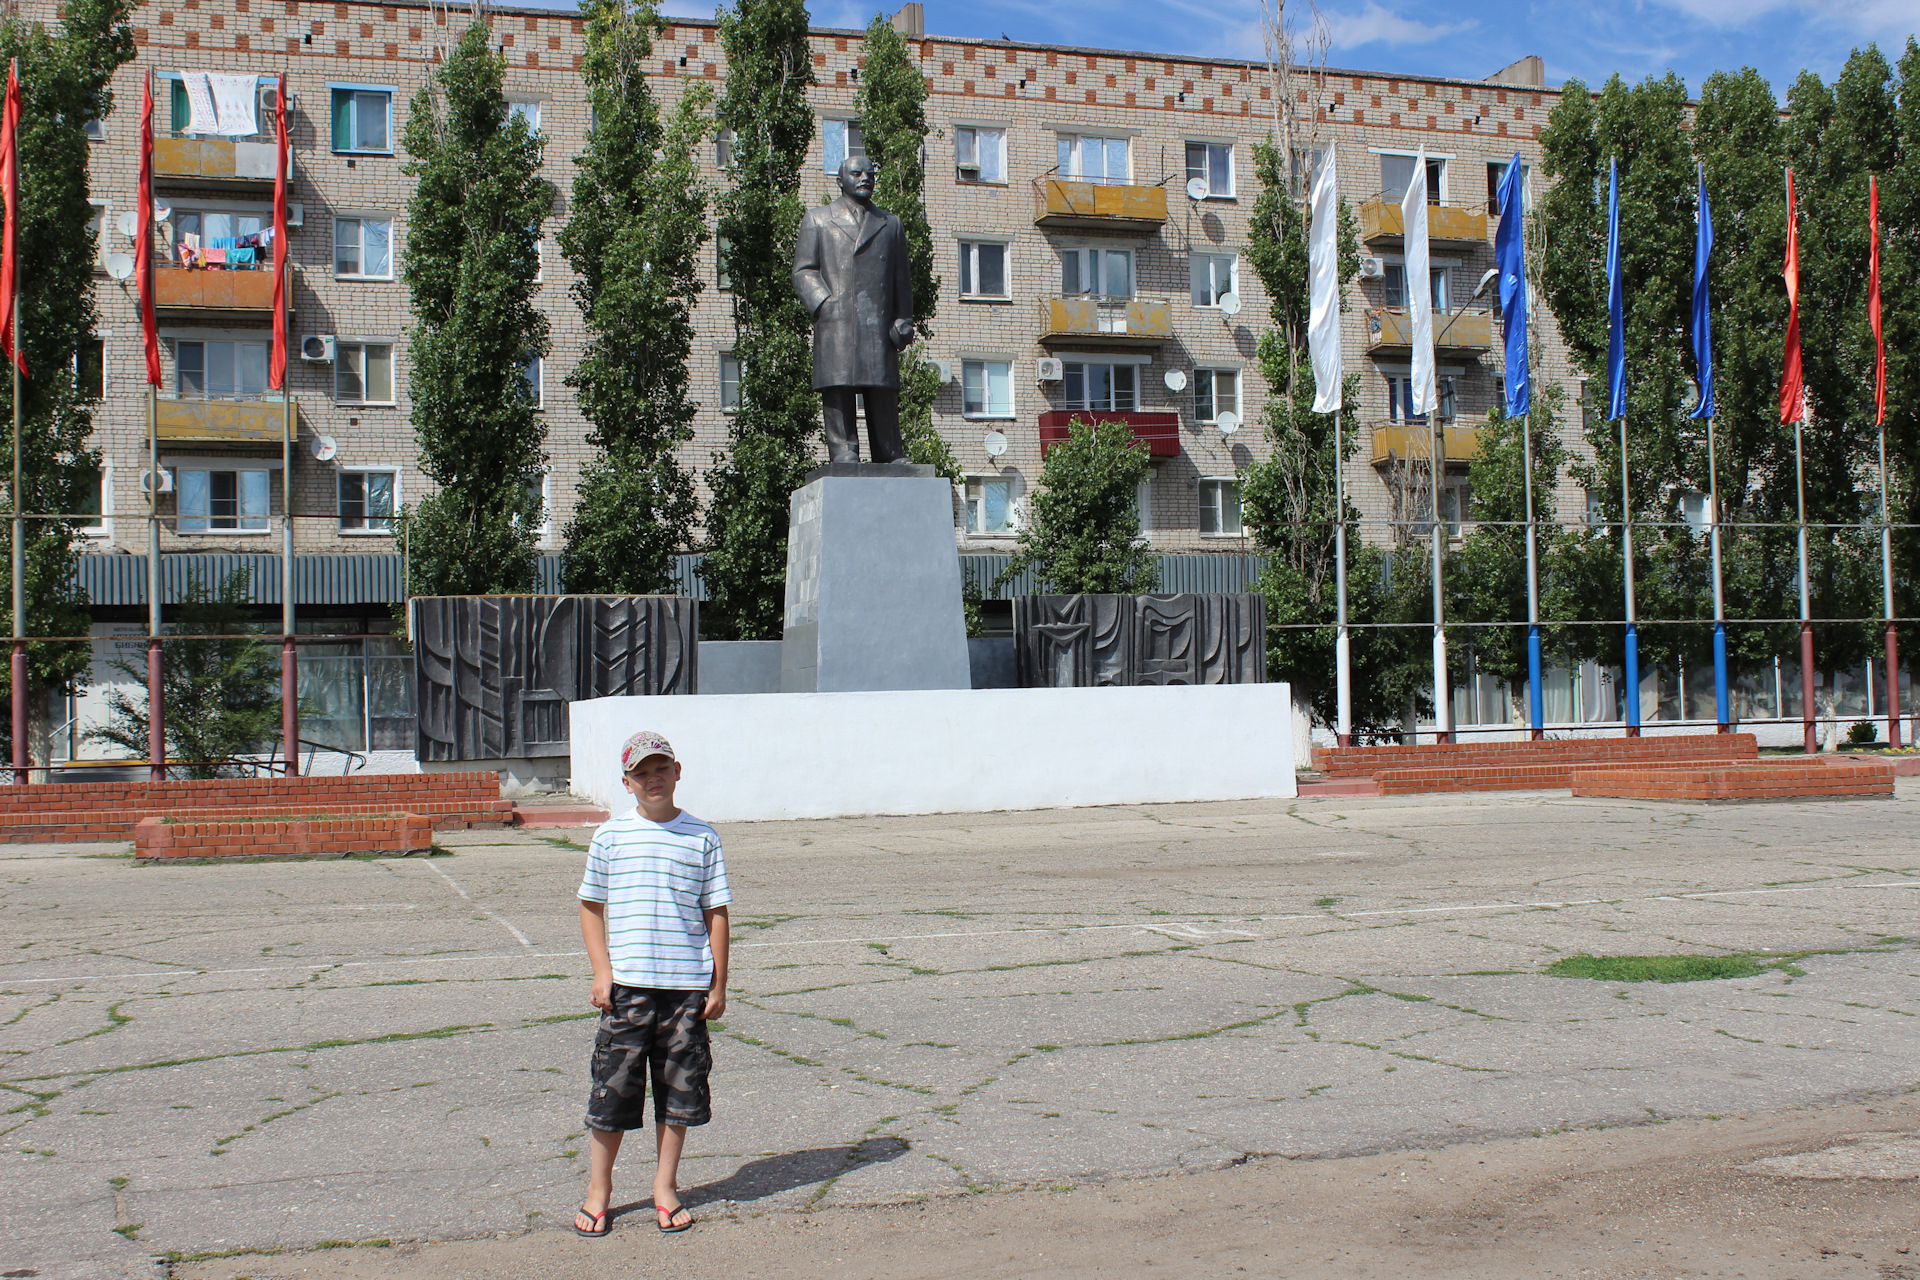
[792,155,916,464]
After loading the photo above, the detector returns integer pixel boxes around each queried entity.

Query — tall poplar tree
[559,0,711,594]
[401,23,554,598]
[0,0,135,762]
[699,0,817,639]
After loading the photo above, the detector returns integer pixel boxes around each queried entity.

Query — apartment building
[62,0,1578,571]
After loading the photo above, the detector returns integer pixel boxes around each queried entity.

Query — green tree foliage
[0,0,135,755]
[559,0,711,594]
[1001,419,1157,594]
[400,23,553,598]
[86,571,280,779]
[699,0,817,639]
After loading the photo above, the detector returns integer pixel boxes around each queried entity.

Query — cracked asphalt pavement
[4,784,1920,1277]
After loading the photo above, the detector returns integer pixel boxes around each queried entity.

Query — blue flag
[1495,153,1530,416]
[1689,163,1714,419]
[1605,157,1625,420]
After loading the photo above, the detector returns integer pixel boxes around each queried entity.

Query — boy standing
[574,730,731,1238]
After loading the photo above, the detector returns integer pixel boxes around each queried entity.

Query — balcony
[1038,409,1181,459]
[1366,307,1494,355]
[1358,200,1488,246]
[1038,295,1172,345]
[154,396,294,447]
[1369,421,1483,466]
[1032,177,1168,232]
[153,137,287,190]
[153,264,291,326]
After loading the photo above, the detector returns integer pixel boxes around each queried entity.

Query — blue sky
[619,0,1919,99]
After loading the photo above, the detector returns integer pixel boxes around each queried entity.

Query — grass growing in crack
[1545,953,1771,983]
[112,1222,142,1240]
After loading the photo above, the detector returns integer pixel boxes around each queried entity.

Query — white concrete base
[571,684,1296,823]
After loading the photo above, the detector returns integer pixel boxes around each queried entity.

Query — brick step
[511,803,610,828]
[1375,756,1750,796]
[135,813,435,860]
[1572,760,1896,802]
[0,799,512,844]
[1313,734,1757,779]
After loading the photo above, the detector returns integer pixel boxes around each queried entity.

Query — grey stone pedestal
[781,465,971,693]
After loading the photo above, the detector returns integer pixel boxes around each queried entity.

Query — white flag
[1403,145,1435,416]
[1307,141,1342,414]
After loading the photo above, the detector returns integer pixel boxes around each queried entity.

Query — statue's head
[837,155,876,201]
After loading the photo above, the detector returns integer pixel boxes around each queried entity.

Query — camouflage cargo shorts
[584,986,713,1131]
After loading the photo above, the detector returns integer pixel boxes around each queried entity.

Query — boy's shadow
[611,1136,911,1218]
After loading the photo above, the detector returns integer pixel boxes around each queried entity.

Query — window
[334,343,395,404]
[1057,134,1128,184]
[1060,247,1132,297]
[84,116,105,142]
[823,118,865,174]
[521,355,543,409]
[1288,146,1324,198]
[333,217,393,279]
[1199,479,1242,535]
[958,241,1008,299]
[1194,369,1239,423]
[339,470,396,533]
[961,360,1012,418]
[169,75,277,141]
[75,462,106,532]
[965,476,1015,535]
[714,129,734,171]
[1439,479,1473,535]
[330,86,393,154]
[719,353,742,410]
[1135,480,1152,532]
[1186,141,1233,197]
[178,467,270,533]
[1436,375,1457,423]
[1679,489,1710,532]
[169,210,267,263]
[1381,153,1444,204]
[1486,161,1531,216]
[506,100,541,133]
[176,340,269,398]
[1063,361,1138,411]
[715,236,733,291]
[1190,253,1238,307]
[1382,262,1448,310]
[77,339,106,400]
[1384,373,1427,424]
[954,126,1006,183]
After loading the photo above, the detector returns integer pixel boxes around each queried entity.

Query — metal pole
[1708,417,1728,732]
[9,253,22,785]
[1795,420,1815,753]
[1621,417,1640,737]
[1431,417,1451,743]
[281,388,298,775]
[1880,424,1901,748]
[1523,413,1543,740]
[147,384,164,781]
[1334,414,1351,747]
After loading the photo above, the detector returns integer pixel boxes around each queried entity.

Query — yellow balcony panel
[1037,295,1172,344]
[153,265,290,325]
[1370,421,1483,465]
[153,137,286,189]
[1359,199,1488,245]
[1366,308,1493,354]
[1032,178,1168,231]
[154,397,293,447]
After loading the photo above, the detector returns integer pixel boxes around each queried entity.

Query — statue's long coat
[791,195,915,391]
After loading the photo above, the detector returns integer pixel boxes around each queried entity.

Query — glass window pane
[210,470,237,524]
[204,212,233,243]
[1089,363,1112,410]
[959,244,973,295]
[1061,249,1081,295]
[207,342,235,396]
[1431,269,1449,310]
[1384,263,1405,307]
[340,472,365,525]
[356,92,388,151]
[956,127,977,169]
[1057,136,1072,175]
[367,220,391,275]
[237,215,262,239]
[1106,138,1128,181]
[367,472,394,520]
[1186,141,1206,181]
[1196,370,1215,421]
[824,119,846,174]
[982,480,1009,533]
[1064,363,1084,406]
[1200,482,1220,534]
[1209,144,1231,194]
[1381,154,1415,201]
[331,88,352,150]
[1116,365,1137,409]
[178,342,205,397]
[335,218,360,274]
[987,362,1010,416]
[979,243,1005,295]
[1104,250,1131,297]
[979,129,1004,183]
[337,346,364,401]
[366,345,393,402]
[1222,484,1242,533]
[178,470,209,529]
[1080,136,1101,180]
[962,361,984,415]
[1220,370,1239,416]
[237,342,268,395]
[239,470,269,527]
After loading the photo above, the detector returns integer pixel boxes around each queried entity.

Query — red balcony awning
[1037,409,1181,459]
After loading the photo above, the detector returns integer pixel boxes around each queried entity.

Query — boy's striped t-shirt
[578,809,731,990]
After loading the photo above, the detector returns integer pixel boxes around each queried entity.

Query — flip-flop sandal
[656,1204,695,1234]
[574,1205,611,1238]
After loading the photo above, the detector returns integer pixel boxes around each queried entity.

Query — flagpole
[1523,412,1542,740]
[138,68,164,782]
[1620,417,1639,737]
[1708,416,1728,732]
[1869,175,1899,749]
[272,72,297,777]
[1795,420,1814,753]
[1334,414,1351,747]
[1431,417,1450,743]
[6,58,23,785]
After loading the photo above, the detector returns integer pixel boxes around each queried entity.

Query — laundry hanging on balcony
[175,71,260,136]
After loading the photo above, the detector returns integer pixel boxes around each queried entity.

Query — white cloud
[1322,1,1476,49]
[1649,0,1917,41]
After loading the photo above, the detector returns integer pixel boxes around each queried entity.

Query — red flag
[269,72,287,391]
[135,72,159,387]
[0,59,26,378]
[1870,175,1884,427]
[1779,168,1804,425]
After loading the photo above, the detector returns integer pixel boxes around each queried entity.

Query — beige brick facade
[56,0,1585,563]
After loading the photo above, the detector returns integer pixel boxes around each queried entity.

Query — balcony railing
[154,395,294,446]
[153,137,288,188]
[1037,409,1181,459]
[1366,307,1493,354]
[154,263,290,321]
[1358,200,1489,245]
[1369,421,1483,466]
[1032,177,1169,231]
[1038,295,1172,344]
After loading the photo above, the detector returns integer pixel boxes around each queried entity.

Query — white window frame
[175,466,272,535]
[1381,256,1451,311]
[1374,148,1451,204]
[334,341,397,406]
[506,99,542,134]
[1190,253,1239,308]
[172,336,272,400]
[332,214,394,280]
[327,82,396,156]
[822,117,865,175]
[522,354,544,410]
[1061,360,1140,412]
[960,358,1014,419]
[714,129,734,171]
[1198,477,1243,537]
[954,125,1006,184]
[1193,367,1240,424]
[77,458,113,540]
[964,473,1017,537]
[1486,160,1532,217]
[1135,479,1152,533]
[957,239,1010,300]
[1439,477,1473,536]
[1185,139,1235,198]
[337,467,400,535]
[1059,245,1135,299]
[719,352,742,412]
[1056,133,1130,184]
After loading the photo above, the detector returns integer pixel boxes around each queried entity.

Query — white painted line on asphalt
[320,904,420,911]
[427,862,534,951]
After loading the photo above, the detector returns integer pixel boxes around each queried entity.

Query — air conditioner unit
[1035,357,1064,382]
[1358,256,1385,279]
[302,335,335,363]
[285,202,305,227]
[139,468,174,494]
[930,359,956,383]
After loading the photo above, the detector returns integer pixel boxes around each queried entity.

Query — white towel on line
[179,72,220,135]
[207,73,259,136]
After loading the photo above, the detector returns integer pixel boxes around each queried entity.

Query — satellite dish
[105,253,134,281]
[1215,410,1241,435]
[115,211,139,239]
[1217,291,1242,317]
[983,430,1008,459]
[1163,369,1188,392]
[312,434,338,462]
[1185,177,1210,203]
[152,201,171,224]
